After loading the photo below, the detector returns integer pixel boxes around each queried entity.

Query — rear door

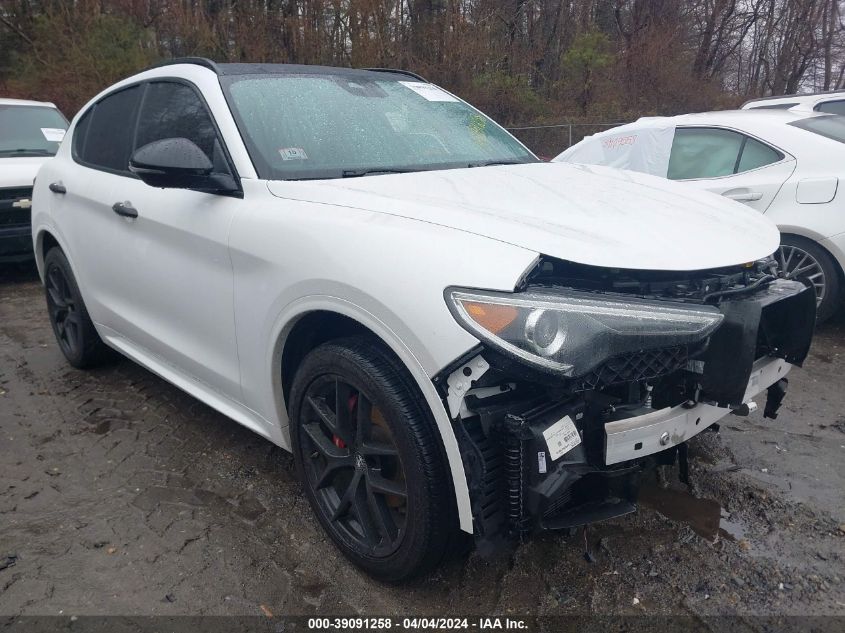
[57,84,144,320]
[667,127,796,212]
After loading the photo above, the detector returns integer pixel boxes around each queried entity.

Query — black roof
[148,57,428,82]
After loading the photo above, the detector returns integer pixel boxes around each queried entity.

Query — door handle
[723,191,763,202]
[49,182,66,194]
[112,201,138,219]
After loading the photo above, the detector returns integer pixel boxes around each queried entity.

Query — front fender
[228,187,541,533]
[267,293,477,533]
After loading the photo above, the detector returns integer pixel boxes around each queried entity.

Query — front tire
[43,248,111,368]
[288,337,458,581]
[777,236,842,323]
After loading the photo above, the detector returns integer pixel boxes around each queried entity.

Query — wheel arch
[34,228,65,282]
[777,224,836,246]
[280,311,368,405]
[272,302,474,533]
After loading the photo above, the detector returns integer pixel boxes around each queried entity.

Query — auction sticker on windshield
[279,147,308,160]
[543,415,581,460]
[399,81,458,102]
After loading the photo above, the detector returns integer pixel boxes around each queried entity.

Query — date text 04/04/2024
[306,617,530,630]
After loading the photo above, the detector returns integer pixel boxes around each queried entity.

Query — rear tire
[288,336,458,581]
[43,248,111,368]
[777,236,842,324]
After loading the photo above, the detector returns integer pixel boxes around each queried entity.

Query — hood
[0,157,50,189]
[267,162,780,271]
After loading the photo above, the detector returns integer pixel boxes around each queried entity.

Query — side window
[668,128,783,180]
[667,128,744,180]
[816,100,845,116]
[737,137,782,172]
[135,81,229,173]
[72,108,92,160]
[79,85,142,173]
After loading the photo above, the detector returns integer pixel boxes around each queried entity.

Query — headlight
[446,288,724,377]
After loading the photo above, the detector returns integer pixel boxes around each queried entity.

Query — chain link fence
[505,122,625,158]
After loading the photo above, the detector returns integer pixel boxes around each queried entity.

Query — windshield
[0,104,68,157]
[220,72,537,180]
[788,114,845,144]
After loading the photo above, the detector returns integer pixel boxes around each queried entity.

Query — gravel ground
[1,263,844,620]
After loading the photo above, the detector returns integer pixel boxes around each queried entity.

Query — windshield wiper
[0,148,54,156]
[292,162,529,181]
[467,160,530,168]
[341,168,416,178]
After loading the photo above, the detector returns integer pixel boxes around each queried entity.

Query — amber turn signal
[461,301,518,334]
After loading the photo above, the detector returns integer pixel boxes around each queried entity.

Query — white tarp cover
[552,118,676,178]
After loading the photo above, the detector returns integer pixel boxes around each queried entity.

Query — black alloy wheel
[43,248,111,368]
[299,375,408,557]
[45,260,82,359]
[289,337,457,581]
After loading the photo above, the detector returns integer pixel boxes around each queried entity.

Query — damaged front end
[438,256,816,552]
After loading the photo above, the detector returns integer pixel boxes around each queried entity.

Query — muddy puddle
[638,482,748,543]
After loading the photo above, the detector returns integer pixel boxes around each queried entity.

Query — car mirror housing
[129,138,239,195]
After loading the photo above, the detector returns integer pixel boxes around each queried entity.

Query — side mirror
[129,138,239,194]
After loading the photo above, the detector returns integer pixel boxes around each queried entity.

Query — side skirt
[96,323,282,446]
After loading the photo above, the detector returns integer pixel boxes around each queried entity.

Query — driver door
[99,80,243,400]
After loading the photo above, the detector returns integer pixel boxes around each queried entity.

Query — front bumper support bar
[604,356,790,465]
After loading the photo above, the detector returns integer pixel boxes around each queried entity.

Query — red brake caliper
[332,393,358,449]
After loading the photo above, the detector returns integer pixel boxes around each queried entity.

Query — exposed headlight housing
[446,288,724,377]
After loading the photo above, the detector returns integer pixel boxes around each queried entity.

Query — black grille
[0,187,32,201]
[573,346,689,391]
[0,187,33,227]
[542,488,572,519]
[526,256,775,302]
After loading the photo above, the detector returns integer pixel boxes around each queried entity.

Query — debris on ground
[0,554,18,571]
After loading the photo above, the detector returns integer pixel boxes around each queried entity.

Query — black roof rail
[363,67,428,82]
[145,59,426,81]
[147,57,221,74]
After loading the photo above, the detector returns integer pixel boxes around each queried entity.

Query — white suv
[32,59,816,580]
[1,98,67,262]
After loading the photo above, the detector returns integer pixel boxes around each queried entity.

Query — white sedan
[742,90,845,115]
[32,60,816,580]
[555,109,845,321]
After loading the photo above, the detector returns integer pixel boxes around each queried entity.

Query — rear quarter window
[737,137,782,172]
[72,109,91,159]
